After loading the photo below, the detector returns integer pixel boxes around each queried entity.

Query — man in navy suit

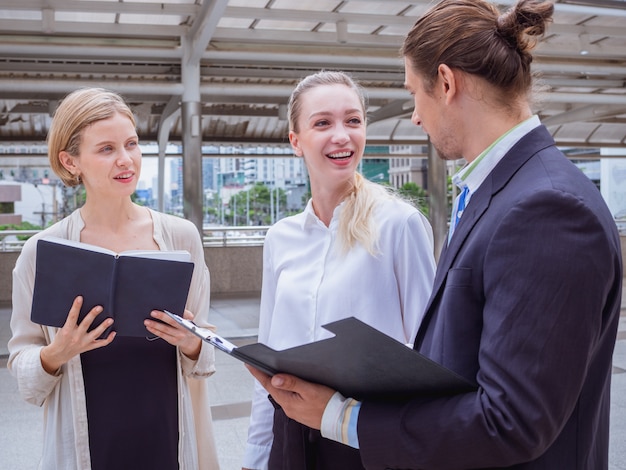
[248,0,623,468]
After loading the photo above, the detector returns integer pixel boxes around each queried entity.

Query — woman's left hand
[145,309,202,360]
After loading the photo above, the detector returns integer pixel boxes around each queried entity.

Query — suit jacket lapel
[418,177,492,321]
[414,125,557,347]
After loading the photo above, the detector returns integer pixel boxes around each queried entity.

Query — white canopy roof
[0,0,625,150]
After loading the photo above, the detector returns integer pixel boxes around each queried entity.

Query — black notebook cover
[31,237,195,337]
[168,312,477,401]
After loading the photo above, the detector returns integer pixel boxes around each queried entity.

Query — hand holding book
[31,236,195,337]
[164,310,237,353]
[39,295,117,374]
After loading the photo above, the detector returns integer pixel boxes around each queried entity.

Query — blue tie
[449,185,469,242]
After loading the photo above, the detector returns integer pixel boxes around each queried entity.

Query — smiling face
[289,83,366,193]
[60,112,141,200]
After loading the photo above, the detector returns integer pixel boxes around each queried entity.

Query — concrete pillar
[427,143,448,261]
[181,35,203,235]
[181,100,203,233]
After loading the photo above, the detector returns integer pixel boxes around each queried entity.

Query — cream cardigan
[8,208,220,469]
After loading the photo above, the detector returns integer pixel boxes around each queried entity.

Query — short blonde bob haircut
[47,87,136,187]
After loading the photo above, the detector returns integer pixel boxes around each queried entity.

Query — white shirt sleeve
[395,210,436,345]
[242,380,275,469]
[242,234,277,469]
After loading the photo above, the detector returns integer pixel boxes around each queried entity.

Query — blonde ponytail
[337,173,393,256]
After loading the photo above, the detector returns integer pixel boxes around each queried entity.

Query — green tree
[398,182,429,217]
[224,183,298,226]
[205,192,221,224]
[0,221,42,241]
[235,183,271,225]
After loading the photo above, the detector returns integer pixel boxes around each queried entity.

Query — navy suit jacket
[357,126,622,469]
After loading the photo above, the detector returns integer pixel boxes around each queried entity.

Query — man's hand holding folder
[165,311,476,401]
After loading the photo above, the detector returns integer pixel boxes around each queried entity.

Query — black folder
[166,312,477,400]
[31,237,194,337]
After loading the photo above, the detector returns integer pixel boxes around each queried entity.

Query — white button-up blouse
[243,196,436,469]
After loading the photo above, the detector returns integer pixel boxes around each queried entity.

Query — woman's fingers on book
[145,310,202,358]
[77,304,105,329]
[145,310,177,336]
[47,297,115,366]
[64,295,83,324]
[64,295,112,337]
[149,309,174,326]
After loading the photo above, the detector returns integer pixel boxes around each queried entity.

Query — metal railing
[4,220,624,252]
[0,230,40,252]
[0,226,270,251]
[616,216,626,236]
[203,226,270,247]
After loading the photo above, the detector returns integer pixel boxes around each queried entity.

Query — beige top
[8,208,220,469]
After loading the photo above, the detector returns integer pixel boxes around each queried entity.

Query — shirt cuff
[242,441,271,470]
[179,342,216,378]
[320,391,361,449]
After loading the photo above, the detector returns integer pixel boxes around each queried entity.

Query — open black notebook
[31,236,194,337]
[165,311,476,400]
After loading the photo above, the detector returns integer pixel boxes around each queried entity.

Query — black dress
[81,336,179,470]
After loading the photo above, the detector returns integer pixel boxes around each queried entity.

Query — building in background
[0,183,21,226]
[388,145,429,190]
[1,143,623,231]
